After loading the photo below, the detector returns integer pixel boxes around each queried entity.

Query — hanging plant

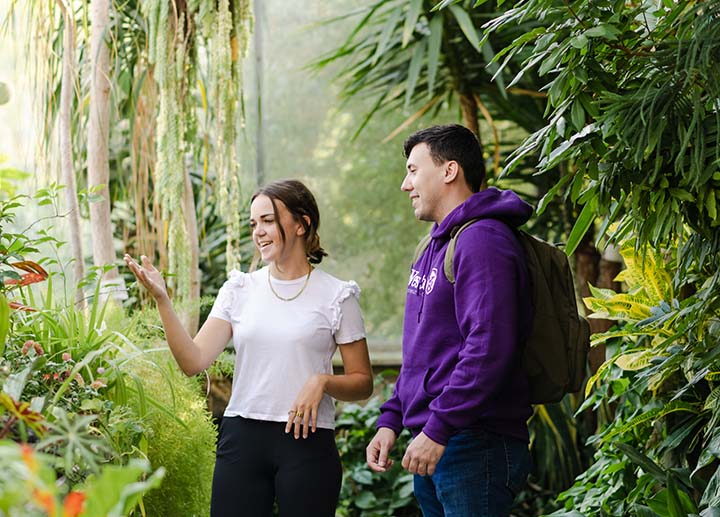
[140,0,252,298]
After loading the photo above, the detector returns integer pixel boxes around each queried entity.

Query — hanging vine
[140,0,253,299]
[204,0,252,272]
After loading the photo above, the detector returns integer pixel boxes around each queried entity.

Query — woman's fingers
[302,409,311,439]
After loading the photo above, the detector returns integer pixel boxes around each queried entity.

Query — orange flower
[32,488,58,517]
[62,491,86,517]
[20,443,37,473]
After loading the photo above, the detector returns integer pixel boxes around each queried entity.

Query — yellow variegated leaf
[705,372,720,381]
[612,293,653,319]
[615,350,653,371]
[641,252,673,303]
[584,355,623,398]
[590,329,648,346]
[588,284,620,300]
[604,300,650,320]
[583,297,613,314]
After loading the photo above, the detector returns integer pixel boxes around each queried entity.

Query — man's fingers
[401,451,410,471]
[377,441,391,468]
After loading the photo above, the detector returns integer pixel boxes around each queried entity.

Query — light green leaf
[402,0,423,48]
[427,15,443,97]
[566,195,597,257]
[584,24,619,40]
[448,5,480,51]
[372,8,403,65]
[405,39,426,107]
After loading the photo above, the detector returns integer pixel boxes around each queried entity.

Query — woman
[125,179,373,516]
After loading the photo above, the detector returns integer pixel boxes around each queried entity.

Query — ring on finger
[296,410,304,418]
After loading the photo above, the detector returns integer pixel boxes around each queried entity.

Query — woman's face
[249,194,303,264]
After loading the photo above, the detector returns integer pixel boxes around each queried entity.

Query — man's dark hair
[403,124,485,192]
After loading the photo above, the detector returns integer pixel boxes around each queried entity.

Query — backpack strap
[444,218,483,284]
[411,233,432,266]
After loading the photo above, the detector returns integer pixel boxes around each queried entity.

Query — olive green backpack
[413,218,591,404]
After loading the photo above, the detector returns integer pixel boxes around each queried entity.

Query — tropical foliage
[0,193,217,515]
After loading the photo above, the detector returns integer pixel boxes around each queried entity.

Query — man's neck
[434,189,474,225]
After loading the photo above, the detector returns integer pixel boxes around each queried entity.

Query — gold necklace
[267,266,313,301]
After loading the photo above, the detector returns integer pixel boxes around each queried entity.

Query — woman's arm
[286,338,373,438]
[321,338,373,401]
[125,254,231,376]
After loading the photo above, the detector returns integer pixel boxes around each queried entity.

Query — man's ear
[443,160,460,184]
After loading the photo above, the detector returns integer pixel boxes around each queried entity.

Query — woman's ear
[296,215,311,236]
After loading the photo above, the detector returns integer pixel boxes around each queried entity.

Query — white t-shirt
[207,266,366,430]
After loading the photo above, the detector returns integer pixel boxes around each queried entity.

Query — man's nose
[400,174,411,191]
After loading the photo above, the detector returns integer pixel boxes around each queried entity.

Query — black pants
[210,416,342,517]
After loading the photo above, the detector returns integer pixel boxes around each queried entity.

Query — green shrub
[125,350,216,517]
[335,373,419,517]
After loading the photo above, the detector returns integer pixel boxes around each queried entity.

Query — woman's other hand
[124,254,169,303]
[286,374,327,439]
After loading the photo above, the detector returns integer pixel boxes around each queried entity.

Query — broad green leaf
[355,490,378,509]
[402,0,423,48]
[616,443,666,482]
[571,100,585,131]
[448,5,480,51]
[427,15,443,97]
[707,189,717,220]
[583,24,619,40]
[566,195,597,257]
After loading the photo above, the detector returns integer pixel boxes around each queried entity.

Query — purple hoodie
[377,188,534,445]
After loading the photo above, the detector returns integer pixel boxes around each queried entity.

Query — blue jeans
[413,429,531,516]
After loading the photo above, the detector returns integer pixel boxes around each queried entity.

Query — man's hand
[367,427,397,472]
[401,432,445,476]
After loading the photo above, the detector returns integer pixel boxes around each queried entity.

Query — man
[366,124,533,516]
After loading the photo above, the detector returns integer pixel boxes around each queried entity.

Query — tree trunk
[88,0,126,301]
[57,1,85,309]
[458,92,480,138]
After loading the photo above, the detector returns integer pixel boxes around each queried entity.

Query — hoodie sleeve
[376,370,404,434]
[423,222,526,445]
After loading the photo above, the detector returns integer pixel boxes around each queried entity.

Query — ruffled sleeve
[331,280,366,344]
[207,269,247,322]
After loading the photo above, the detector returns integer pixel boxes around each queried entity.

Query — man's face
[401,143,445,222]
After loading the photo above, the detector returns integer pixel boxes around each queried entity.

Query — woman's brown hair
[251,179,328,264]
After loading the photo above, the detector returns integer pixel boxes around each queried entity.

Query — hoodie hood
[430,187,533,240]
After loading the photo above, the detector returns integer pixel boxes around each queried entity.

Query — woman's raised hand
[124,254,169,303]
